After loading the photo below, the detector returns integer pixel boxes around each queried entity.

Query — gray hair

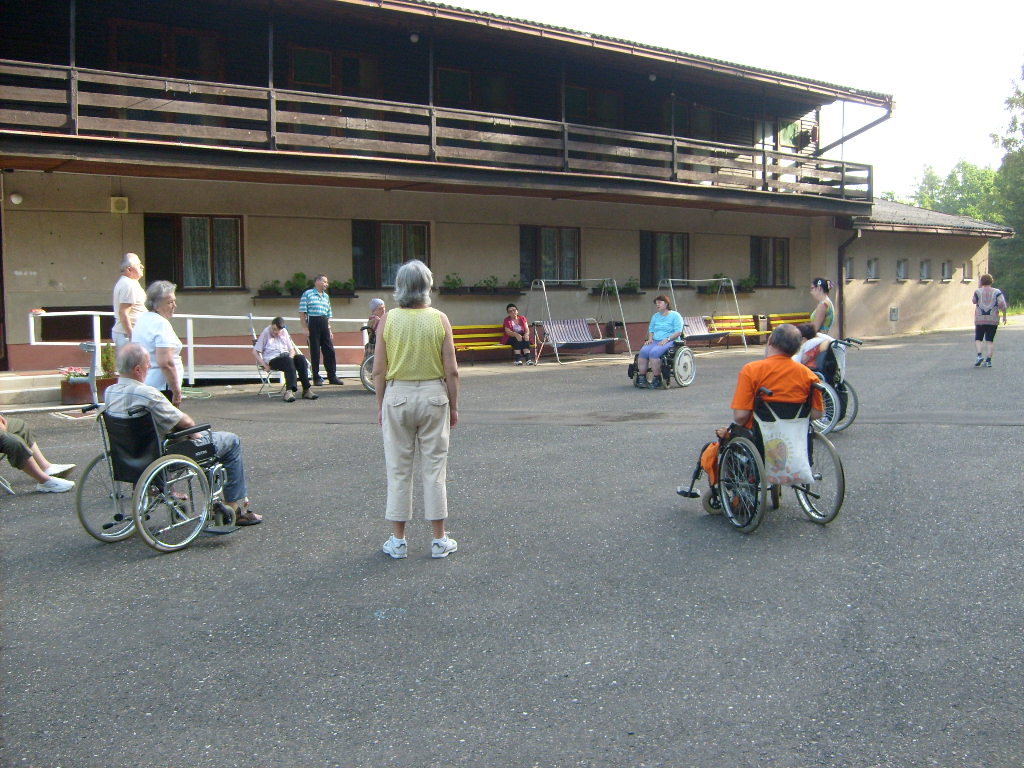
[393,260,433,308]
[144,280,176,311]
[769,324,802,356]
[120,252,141,271]
[117,342,149,374]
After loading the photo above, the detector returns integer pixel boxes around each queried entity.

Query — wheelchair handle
[165,423,212,441]
[81,403,99,414]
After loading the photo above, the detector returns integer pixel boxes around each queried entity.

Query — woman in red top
[502,303,534,365]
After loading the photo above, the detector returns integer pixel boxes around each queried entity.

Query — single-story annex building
[0,0,1014,371]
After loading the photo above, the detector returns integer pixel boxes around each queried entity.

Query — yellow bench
[767,312,812,329]
[452,324,512,363]
[708,314,770,346]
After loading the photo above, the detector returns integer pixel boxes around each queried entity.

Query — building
[0,0,1011,371]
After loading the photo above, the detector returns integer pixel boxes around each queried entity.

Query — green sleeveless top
[817,299,835,335]
[383,307,445,381]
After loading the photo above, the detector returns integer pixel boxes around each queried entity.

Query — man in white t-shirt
[111,253,146,348]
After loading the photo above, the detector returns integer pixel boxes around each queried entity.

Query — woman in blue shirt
[635,295,684,389]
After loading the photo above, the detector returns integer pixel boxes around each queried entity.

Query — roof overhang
[1,131,873,218]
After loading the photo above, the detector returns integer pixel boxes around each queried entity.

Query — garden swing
[526,279,633,364]
[657,277,745,350]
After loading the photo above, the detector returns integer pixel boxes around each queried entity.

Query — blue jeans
[638,340,674,360]
[197,431,247,503]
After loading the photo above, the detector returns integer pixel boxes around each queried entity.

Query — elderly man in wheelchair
[78,343,261,551]
[678,324,845,533]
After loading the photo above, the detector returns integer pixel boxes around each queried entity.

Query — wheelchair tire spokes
[718,437,767,533]
[76,453,137,543]
[795,432,844,525]
[133,455,211,552]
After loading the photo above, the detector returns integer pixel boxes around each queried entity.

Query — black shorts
[975,324,998,342]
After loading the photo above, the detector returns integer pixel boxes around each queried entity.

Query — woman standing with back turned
[972,273,1008,367]
[373,260,461,559]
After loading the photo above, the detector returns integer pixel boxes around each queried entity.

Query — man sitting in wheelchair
[105,343,262,525]
[699,324,823,493]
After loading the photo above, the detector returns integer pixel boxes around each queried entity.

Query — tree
[911,161,1002,223]
[991,65,1024,303]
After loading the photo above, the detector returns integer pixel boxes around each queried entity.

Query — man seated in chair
[253,316,318,403]
[699,324,823,506]
[0,415,76,493]
[105,343,262,525]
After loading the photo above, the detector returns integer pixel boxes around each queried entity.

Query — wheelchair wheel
[701,488,721,515]
[76,453,136,543]
[794,432,845,525]
[811,380,840,435]
[718,437,767,533]
[832,381,859,433]
[360,355,375,393]
[672,346,696,387]
[132,455,211,553]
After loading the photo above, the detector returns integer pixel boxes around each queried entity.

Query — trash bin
[605,321,621,354]
[756,314,768,332]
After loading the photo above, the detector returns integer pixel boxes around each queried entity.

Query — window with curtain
[519,226,580,285]
[750,236,789,287]
[896,259,908,281]
[144,214,242,289]
[352,221,430,288]
[639,231,689,287]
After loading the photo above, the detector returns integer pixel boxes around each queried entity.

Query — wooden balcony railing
[0,60,871,201]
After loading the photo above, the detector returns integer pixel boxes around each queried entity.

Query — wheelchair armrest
[165,424,212,441]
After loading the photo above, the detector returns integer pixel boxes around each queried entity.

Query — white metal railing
[27,309,368,384]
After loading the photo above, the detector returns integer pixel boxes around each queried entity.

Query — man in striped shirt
[299,274,342,385]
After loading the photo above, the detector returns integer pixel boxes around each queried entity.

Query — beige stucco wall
[0,169,998,368]
[841,232,988,337]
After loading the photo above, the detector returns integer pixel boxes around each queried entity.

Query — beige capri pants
[381,379,450,521]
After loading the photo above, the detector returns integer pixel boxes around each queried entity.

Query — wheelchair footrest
[203,524,240,535]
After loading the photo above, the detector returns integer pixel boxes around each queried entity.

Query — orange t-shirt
[731,353,823,426]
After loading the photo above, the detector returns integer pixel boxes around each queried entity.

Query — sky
[456,0,1024,198]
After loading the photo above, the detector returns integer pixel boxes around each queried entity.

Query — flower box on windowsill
[327,290,359,298]
[255,290,285,298]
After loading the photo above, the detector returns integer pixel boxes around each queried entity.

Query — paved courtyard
[2,324,1022,767]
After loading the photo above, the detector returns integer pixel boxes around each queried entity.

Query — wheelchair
[626,340,697,389]
[75,404,234,553]
[811,337,862,434]
[359,324,376,393]
[678,385,845,533]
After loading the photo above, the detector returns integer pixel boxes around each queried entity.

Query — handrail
[27,309,368,385]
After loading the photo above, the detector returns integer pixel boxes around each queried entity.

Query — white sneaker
[431,536,458,558]
[526,358,535,366]
[514,359,523,366]
[45,463,75,477]
[382,536,407,559]
[36,477,75,493]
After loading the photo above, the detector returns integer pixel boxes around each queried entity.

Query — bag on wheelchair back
[164,437,216,465]
[757,418,813,486]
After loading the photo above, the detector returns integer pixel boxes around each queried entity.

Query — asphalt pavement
[2,323,1022,768]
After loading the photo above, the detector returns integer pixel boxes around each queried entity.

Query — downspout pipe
[836,228,861,338]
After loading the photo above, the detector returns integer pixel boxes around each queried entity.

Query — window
[437,68,472,109]
[352,221,429,288]
[896,259,908,281]
[844,257,854,280]
[941,261,954,281]
[519,226,580,284]
[919,260,932,281]
[111,20,223,80]
[750,237,789,287]
[291,47,334,91]
[565,84,622,128]
[639,232,689,287]
[963,260,974,281]
[866,258,879,280]
[143,215,243,289]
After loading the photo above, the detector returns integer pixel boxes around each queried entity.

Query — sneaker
[328,378,344,385]
[974,356,984,367]
[302,388,319,400]
[382,536,407,559]
[36,476,75,493]
[650,375,663,389]
[431,536,458,558]
[634,376,648,389]
[45,463,75,477]
[313,378,324,386]
[984,359,992,367]
[514,358,523,366]
[526,358,535,366]
[283,390,296,402]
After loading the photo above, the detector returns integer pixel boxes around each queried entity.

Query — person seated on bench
[635,295,683,389]
[0,415,75,493]
[106,344,262,525]
[253,316,318,403]
[698,324,823,505]
[502,303,534,366]
[794,323,834,372]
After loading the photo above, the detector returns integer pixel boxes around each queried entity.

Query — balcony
[0,60,871,204]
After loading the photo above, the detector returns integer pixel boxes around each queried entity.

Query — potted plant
[620,276,641,294]
[256,279,283,298]
[284,272,309,297]
[439,272,469,294]
[697,273,727,295]
[737,274,758,293]
[327,278,358,297]
[506,275,525,292]
[590,278,618,296]
[470,275,500,294]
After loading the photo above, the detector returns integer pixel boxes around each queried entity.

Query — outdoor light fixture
[409,32,420,43]
[648,73,657,82]
[8,193,23,205]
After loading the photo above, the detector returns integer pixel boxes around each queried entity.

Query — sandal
[235,509,263,526]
